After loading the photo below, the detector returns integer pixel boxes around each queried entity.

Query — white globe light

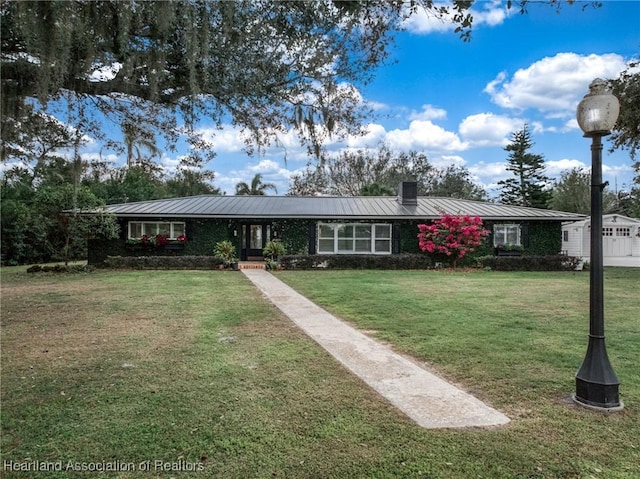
[576,78,620,136]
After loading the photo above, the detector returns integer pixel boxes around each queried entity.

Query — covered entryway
[240,223,271,261]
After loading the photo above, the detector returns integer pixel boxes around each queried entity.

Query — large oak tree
[1,0,592,160]
[609,64,640,160]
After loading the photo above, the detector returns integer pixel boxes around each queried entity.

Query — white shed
[562,214,640,267]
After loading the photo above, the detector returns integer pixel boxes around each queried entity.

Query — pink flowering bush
[417,214,489,267]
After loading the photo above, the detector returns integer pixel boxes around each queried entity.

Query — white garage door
[603,227,633,257]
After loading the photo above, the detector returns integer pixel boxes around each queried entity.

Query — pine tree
[498,124,551,208]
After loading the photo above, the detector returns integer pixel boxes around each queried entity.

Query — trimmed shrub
[26,264,94,274]
[280,254,433,270]
[104,255,224,270]
[476,255,581,271]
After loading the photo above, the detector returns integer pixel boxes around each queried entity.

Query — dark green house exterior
[87,182,585,265]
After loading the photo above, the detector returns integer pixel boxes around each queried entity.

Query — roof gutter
[102,213,586,222]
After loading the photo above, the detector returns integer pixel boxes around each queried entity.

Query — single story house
[562,214,640,267]
[87,182,586,265]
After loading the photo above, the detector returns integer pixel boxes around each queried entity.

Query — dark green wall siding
[88,217,563,265]
[183,219,232,256]
[525,221,562,255]
[396,220,423,254]
[272,219,311,255]
[395,220,561,256]
[88,218,233,265]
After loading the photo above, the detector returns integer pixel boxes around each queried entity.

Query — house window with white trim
[493,224,521,247]
[128,221,185,239]
[317,223,391,254]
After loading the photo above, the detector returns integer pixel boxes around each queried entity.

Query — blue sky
[88,1,640,198]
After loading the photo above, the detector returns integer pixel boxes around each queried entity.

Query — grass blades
[1,267,639,478]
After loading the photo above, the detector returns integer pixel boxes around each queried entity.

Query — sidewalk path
[242,269,510,429]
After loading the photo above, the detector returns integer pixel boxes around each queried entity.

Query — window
[563,230,569,242]
[128,222,185,239]
[318,224,336,254]
[374,224,392,253]
[317,223,391,254]
[493,224,521,247]
[602,227,613,237]
[616,227,630,237]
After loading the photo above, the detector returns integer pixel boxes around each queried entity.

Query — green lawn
[1,266,638,478]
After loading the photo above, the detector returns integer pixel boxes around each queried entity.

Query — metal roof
[98,195,586,221]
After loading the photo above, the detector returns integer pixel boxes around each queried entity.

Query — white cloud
[160,155,181,170]
[408,104,447,121]
[472,1,512,27]
[403,6,454,35]
[467,161,509,184]
[404,1,511,35]
[484,53,628,116]
[247,159,287,174]
[198,124,249,153]
[430,154,466,168]
[530,121,558,134]
[458,113,524,147]
[386,120,467,152]
[545,159,589,177]
[345,123,387,148]
[366,100,389,111]
[564,118,580,132]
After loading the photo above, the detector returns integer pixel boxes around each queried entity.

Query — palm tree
[235,173,277,195]
[122,122,160,168]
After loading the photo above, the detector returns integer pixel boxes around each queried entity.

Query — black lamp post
[573,79,623,410]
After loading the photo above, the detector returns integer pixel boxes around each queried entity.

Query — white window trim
[317,222,392,255]
[493,223,522,247]
[128,221,186,240]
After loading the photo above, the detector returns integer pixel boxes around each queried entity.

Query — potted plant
[263,240,285,270]
[213,240,239,270]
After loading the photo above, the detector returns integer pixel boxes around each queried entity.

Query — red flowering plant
[154,234,168,248]
[417,214,489,268]
[126,233,187,249]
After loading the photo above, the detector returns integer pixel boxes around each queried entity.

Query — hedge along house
[562,214,640,267]
[87,182,585,265]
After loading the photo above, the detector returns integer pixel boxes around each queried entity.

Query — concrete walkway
[242,269,510,429]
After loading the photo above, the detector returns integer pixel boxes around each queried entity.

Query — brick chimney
[398,181,417,206]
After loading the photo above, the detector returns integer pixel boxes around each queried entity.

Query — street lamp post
[573,78,623,410]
